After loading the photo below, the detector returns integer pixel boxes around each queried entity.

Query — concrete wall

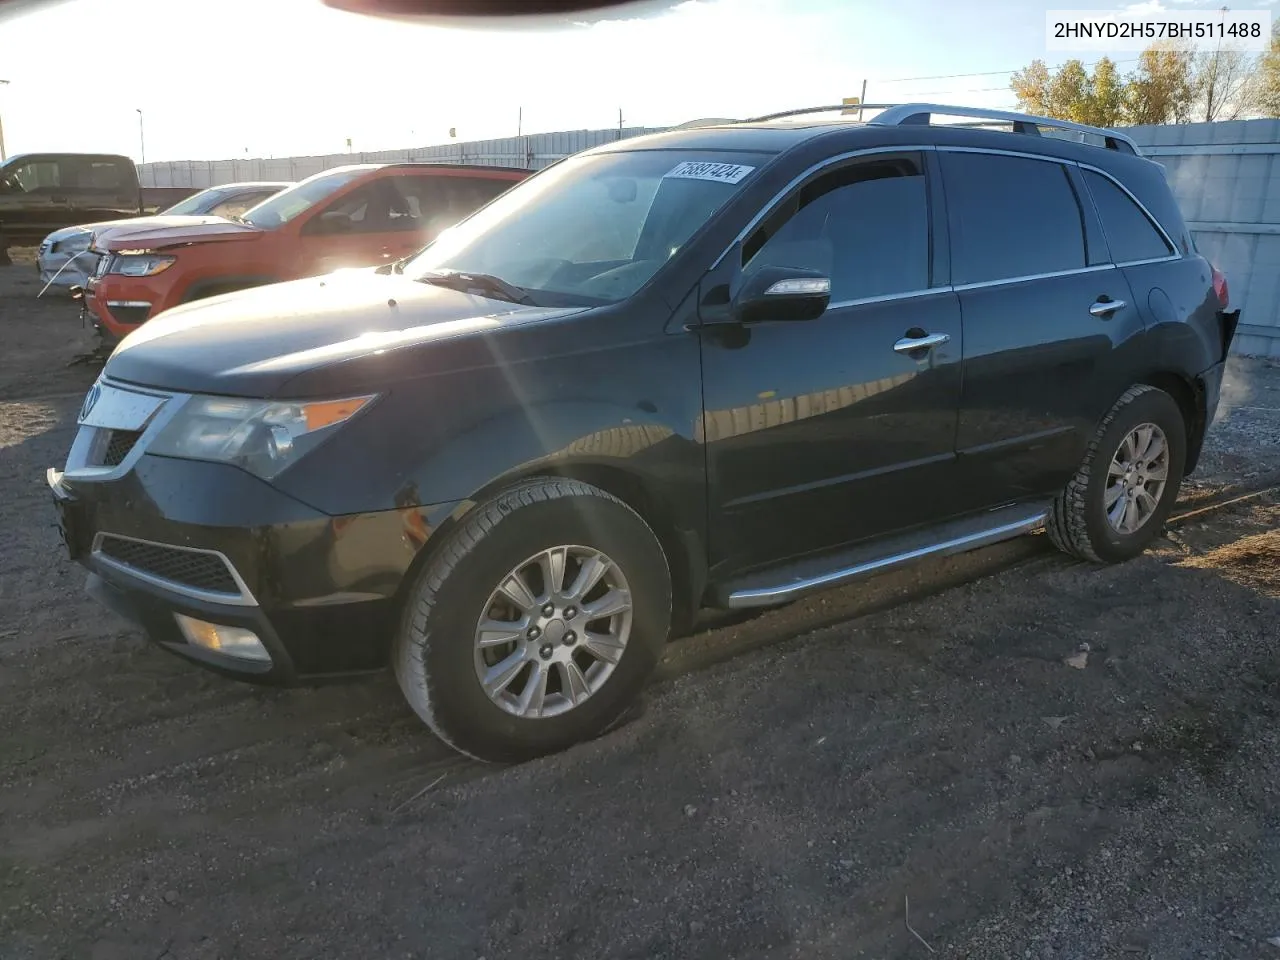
[139,119,1280,357]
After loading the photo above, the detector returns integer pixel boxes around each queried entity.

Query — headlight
[149,394,376,480]
[110,253,176,277]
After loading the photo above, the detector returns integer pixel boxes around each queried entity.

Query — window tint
[79,160,128,190]
[386,175,518,237]
[304,181,389,235]
[1083,169,1173,263]
[744,157,929,302]
[0,159,60,193]
[940,152,1086,285]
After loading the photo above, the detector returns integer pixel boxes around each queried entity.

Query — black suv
[49,104,1240,762]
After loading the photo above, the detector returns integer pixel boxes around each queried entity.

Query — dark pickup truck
[0,152,196,263]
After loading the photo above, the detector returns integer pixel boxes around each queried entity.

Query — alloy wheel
[473,545,633,718]
[1105,422,1170,535]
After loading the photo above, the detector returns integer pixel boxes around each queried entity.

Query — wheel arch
[395,459,707,639]
[1136,370,1206,476]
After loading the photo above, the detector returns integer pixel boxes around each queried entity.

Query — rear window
[1082,169,1174,264]
[940,151,1087,285]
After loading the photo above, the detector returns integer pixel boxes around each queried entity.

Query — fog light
[174,614,271,663]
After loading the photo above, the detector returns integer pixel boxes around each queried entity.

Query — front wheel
[394,478,673,762]
[1046,384,1187,564]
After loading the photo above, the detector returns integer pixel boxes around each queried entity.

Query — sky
[0,0,1273,164]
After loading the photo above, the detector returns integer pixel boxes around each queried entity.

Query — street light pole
[0,80,10,163]
[135,108,145,165]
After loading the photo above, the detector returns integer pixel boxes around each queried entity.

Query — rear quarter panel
[1125,254,1224,378]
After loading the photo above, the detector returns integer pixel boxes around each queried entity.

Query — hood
[103,269,590,397]
[93,216,262,251]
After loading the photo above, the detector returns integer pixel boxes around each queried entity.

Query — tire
[1046,384,1187,564]
[394,477,672,762]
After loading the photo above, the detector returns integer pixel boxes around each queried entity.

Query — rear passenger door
[940,150,1144,510]
[70,157,139,222]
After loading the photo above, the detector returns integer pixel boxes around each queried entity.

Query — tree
[1010,57,1127,126]
[1256,21,1280,117]
[1124,45,1197,124]
[1193,45,1260,120]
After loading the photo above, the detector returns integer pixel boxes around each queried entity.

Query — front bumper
[86,275,162,340]
[48,414,451,684]
[38,250,96,289]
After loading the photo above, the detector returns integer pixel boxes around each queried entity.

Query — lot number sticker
[664,161,756,184]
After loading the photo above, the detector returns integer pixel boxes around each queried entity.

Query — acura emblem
[79,383,102,422]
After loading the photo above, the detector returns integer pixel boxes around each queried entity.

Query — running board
[718,503,1050,609]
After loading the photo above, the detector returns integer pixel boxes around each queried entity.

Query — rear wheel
[1046,384,1186,563]
[394,478,672,762]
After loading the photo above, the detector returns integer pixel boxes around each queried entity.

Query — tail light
[1211,266,1229,308]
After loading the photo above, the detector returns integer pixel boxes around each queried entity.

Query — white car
[36,181,292,289]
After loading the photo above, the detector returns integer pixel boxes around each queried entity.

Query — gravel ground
[2,251,1280,960]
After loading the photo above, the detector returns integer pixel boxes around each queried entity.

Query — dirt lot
[3,250,1280,960]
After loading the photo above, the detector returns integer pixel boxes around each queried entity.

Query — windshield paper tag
[663,161,755,184]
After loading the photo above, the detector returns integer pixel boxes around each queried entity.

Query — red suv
[83,162,529,344]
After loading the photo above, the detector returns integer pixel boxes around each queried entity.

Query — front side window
[1083,169,1174,264]
[744,155,930,303]
[385,174,519,237]
[240,167,371,229]
[301,181,390,236]
[940,151,1086,285]
[401,149,769,305]
[0,159,60,194]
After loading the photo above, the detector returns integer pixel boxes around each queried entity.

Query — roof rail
[673,117,741,129]
[736,102,1141,156]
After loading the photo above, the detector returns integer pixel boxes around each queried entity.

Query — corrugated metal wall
[136,126,670,188]
[1126,119,1280,358]
[138,119,1280,357]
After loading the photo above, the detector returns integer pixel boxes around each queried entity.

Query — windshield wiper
[417,269,533,305]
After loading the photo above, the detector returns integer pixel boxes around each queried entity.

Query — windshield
[240,168,369,229]
[161,187,227,216]
[402,149,767,305]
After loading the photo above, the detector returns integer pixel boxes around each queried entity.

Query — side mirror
[732,266,831,325]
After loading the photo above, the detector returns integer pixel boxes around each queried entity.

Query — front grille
[102,430,141,467]
[97,536,241,596]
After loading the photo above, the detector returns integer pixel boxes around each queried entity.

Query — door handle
[893,331,951,355]
[1089,298,1126,318]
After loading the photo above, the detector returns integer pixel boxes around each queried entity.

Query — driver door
[699,152,965,574]
[292,179,398,277]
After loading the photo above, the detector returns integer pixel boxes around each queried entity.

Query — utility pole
[135,108,145,165]
[859,79,867,121]
[518,106,522,137]
[618,107,623,140]
[0,80,10,163]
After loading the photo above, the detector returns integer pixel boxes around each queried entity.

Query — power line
[875,57,1141,85]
